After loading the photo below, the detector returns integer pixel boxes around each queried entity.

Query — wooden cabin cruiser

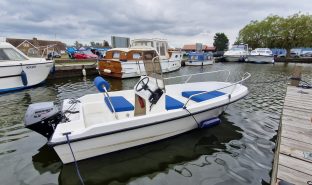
[98,38,182,78]
[185,52,214,66]
[246,48,274,64]
[24,50,250,164]
[0,42,53,93]
[223,44,249,62]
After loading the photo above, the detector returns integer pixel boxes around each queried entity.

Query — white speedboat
[247,48,274,64]
[0,42,54,93]
[98,38,182,78]
[185,52,214,66]
[24,50,250,164]
[223,44,249,62]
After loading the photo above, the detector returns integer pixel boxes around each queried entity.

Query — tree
[237,13,312,56]
[74,41,83,48]
[213,33,229,51]
[103,40,110,47]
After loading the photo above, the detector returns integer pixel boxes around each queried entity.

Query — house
[182,44,215,52]
[6,37,66,56]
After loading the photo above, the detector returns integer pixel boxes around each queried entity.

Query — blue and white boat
[185,52,214,66]
[24,50,250,164]
[0,42,53,93]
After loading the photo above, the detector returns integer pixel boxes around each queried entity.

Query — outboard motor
[24,102,62,139]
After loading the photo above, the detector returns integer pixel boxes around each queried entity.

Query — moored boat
[0,42,54,93]
[185,52,214,66]
[223,44,249,62]
[24,50,250,164]
[98,38,182,78]
[247,48,274,64]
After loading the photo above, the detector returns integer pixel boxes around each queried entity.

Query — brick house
[6,37,66,56]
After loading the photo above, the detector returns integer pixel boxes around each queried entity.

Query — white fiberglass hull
[53,107,224,164]
[247,55,274,64]
[120,59,181,78]
[48,80,248,164]
[185,60,214,66]
[0,59,53,93]
[223,55,246,62]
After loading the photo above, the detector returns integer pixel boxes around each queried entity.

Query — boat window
[133,53,141,59]
[159,42,166,56]
[0,48,28,61]
[175,55,178,58]
[113,52,120,59]
[132,41,153,47]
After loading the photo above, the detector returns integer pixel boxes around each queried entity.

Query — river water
[0,63,311,185]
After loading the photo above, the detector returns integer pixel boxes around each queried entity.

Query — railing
[182,72,251,108]
[164,70,231,84]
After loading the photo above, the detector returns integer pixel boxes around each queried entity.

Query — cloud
[0,0,311,47]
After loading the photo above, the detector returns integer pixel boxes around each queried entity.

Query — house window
[23,43,30,47]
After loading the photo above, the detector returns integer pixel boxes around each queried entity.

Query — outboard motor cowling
[24,102,62,139]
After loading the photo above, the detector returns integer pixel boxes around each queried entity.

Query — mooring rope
[64,132,85,185]
[183,107,200,128]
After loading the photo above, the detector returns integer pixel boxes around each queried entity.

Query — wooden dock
[271,86,312,185]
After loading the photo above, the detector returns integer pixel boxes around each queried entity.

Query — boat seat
[165,95,184,110]
[104,96,134,112]
[182,91,225,102]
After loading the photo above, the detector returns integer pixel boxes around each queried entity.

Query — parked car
[47,51,61,59]
[300,51,312,58]
[72,50,98,59]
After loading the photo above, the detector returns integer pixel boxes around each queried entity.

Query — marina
[1,1,312,184]
[1,62,311,184]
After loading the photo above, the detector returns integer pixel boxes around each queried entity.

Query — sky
[0,0,311,47]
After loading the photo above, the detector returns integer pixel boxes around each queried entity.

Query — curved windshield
[132,41,154,47]
[230,48,244,51]
[0,48,28,61]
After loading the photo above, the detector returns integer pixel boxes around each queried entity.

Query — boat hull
[246,55,274,64]
[51,106,224,164]
[98,59,181,78]
[223,55,246,62]
[185,60,213,66]
[0,60,53,93]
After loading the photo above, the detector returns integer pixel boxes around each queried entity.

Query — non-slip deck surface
[275,86,312,184]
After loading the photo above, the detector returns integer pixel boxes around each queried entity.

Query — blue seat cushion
[182,91,225,102]
[104,96,134,112]
[166,95,184,110]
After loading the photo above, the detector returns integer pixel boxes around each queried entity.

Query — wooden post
[290,66,302,86]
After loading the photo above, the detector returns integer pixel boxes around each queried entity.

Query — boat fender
[50,63,56,75]
[199,117,220,128]
[94,76,110,92]
[82,66,86,76]
[21,70,28,86]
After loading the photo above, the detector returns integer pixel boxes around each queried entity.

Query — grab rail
[183,72,251,108]
[164,70,231,84]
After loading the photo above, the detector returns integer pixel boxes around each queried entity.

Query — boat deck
[271,86,312,184]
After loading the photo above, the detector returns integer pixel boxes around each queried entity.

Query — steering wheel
[135,76,150,92]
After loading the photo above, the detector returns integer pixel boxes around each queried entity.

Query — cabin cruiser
[223,44,249,62]
[246,48,274,64]
[98,38,182,78]
[185,52,214,66]
[0,42,53,93]
[24,50,250,164]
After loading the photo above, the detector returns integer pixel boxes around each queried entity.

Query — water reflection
[31,116,242,185]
